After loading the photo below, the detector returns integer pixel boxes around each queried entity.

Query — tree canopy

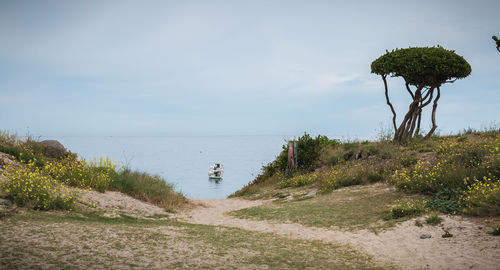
[371,46,471,143]
[371,46,471,87]
[493,36,500,52]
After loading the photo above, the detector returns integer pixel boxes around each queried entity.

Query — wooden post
[288,141,298,171]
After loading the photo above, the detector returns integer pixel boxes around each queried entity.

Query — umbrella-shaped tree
[493,36,500,52]
[371,46,471,143]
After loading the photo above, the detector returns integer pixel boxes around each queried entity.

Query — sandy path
[175,198,500,270]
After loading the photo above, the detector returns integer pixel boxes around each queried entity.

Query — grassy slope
[230,129,500,231]
[231,183,422,232]
[0,211,392,270]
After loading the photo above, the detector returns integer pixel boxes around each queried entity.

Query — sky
[1,0,499,139]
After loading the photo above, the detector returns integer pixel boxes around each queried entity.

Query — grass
[425,213,443,226]
[0,210,393,270]
[110,169,187,212]
[231,183,422,231]
[232,129,500,218]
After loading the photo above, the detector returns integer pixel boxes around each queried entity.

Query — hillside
[232,130,500,219]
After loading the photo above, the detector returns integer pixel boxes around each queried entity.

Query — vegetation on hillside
[0,133,186,211]
[233,128,500,218]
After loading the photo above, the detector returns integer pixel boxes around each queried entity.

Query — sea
[41,136,288,198]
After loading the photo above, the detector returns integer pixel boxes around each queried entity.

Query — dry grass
[0,211,389,270]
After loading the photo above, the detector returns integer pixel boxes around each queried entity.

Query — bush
[41,155,114,192]
[391,160,468,194]
[280,172,318,188]
[461,175,500,216]
[296,133,322,171]
[388,199,426,219]
[0,163,77,210]
[425,188,463,214]
[492,225,500,236]
[425,214,443,225]
[273,133,339,173]
[366,171,384,183]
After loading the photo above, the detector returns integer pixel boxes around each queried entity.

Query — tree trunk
[414,106,422,136]
[424,87,441,139]
[394,86,423,143]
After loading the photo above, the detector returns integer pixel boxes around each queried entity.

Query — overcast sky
[1,0,499,138]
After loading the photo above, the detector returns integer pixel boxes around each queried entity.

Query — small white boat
[208,163,223,180]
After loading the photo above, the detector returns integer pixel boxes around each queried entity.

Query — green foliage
[493,36,500,51]
[461,175,500,216]
[272,133,339,174]
[388,199,426,219]
[371,46,471,86]
[366,171,384,183]
[110,169,186,211]
[296,133,323,171]
[40,154,115,192]
[425,188,463,214]
[392,133,500,216]
[425,214,443,225]
[492,225,500,236]
[1,163,77,210]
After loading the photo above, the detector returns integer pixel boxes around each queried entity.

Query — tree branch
[419,87,435,109]
[405,82,415,99]
[424,87,441,139]
[382,75,397,132]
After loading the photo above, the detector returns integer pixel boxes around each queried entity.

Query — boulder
[0,152,18,174]
[0,152,17,168]
[39,140,67,159]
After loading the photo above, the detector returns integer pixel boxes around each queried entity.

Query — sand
[175,198,500,270]
[78,190,168,218]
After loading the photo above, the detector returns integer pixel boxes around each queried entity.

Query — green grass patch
[425,214,443,226]
[231,184,414,231]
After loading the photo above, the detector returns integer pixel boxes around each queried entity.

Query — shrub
[388,199,426,219]
[492,225,500,236]
[273,133,339,173]
[296,133,322,171]
[461,175,500,216]
[41,155,114,192]
[425,214,443,225]
[0,163,77,210]
[279,173,318,188]
[364,145,379,157]
[391,160,468,194]
[425,188,463,214]
[318,163,366,191]
[366,171,384,183]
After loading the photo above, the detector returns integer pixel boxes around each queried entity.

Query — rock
[39,140,67,159]
[0,199,13,207]
[0,152,17,168]
[354,149,363,160]
[420,234,432,239]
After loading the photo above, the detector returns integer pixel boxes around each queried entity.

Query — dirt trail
[175,198,500,270]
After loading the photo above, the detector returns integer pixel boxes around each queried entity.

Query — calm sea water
[42,136,286,198]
